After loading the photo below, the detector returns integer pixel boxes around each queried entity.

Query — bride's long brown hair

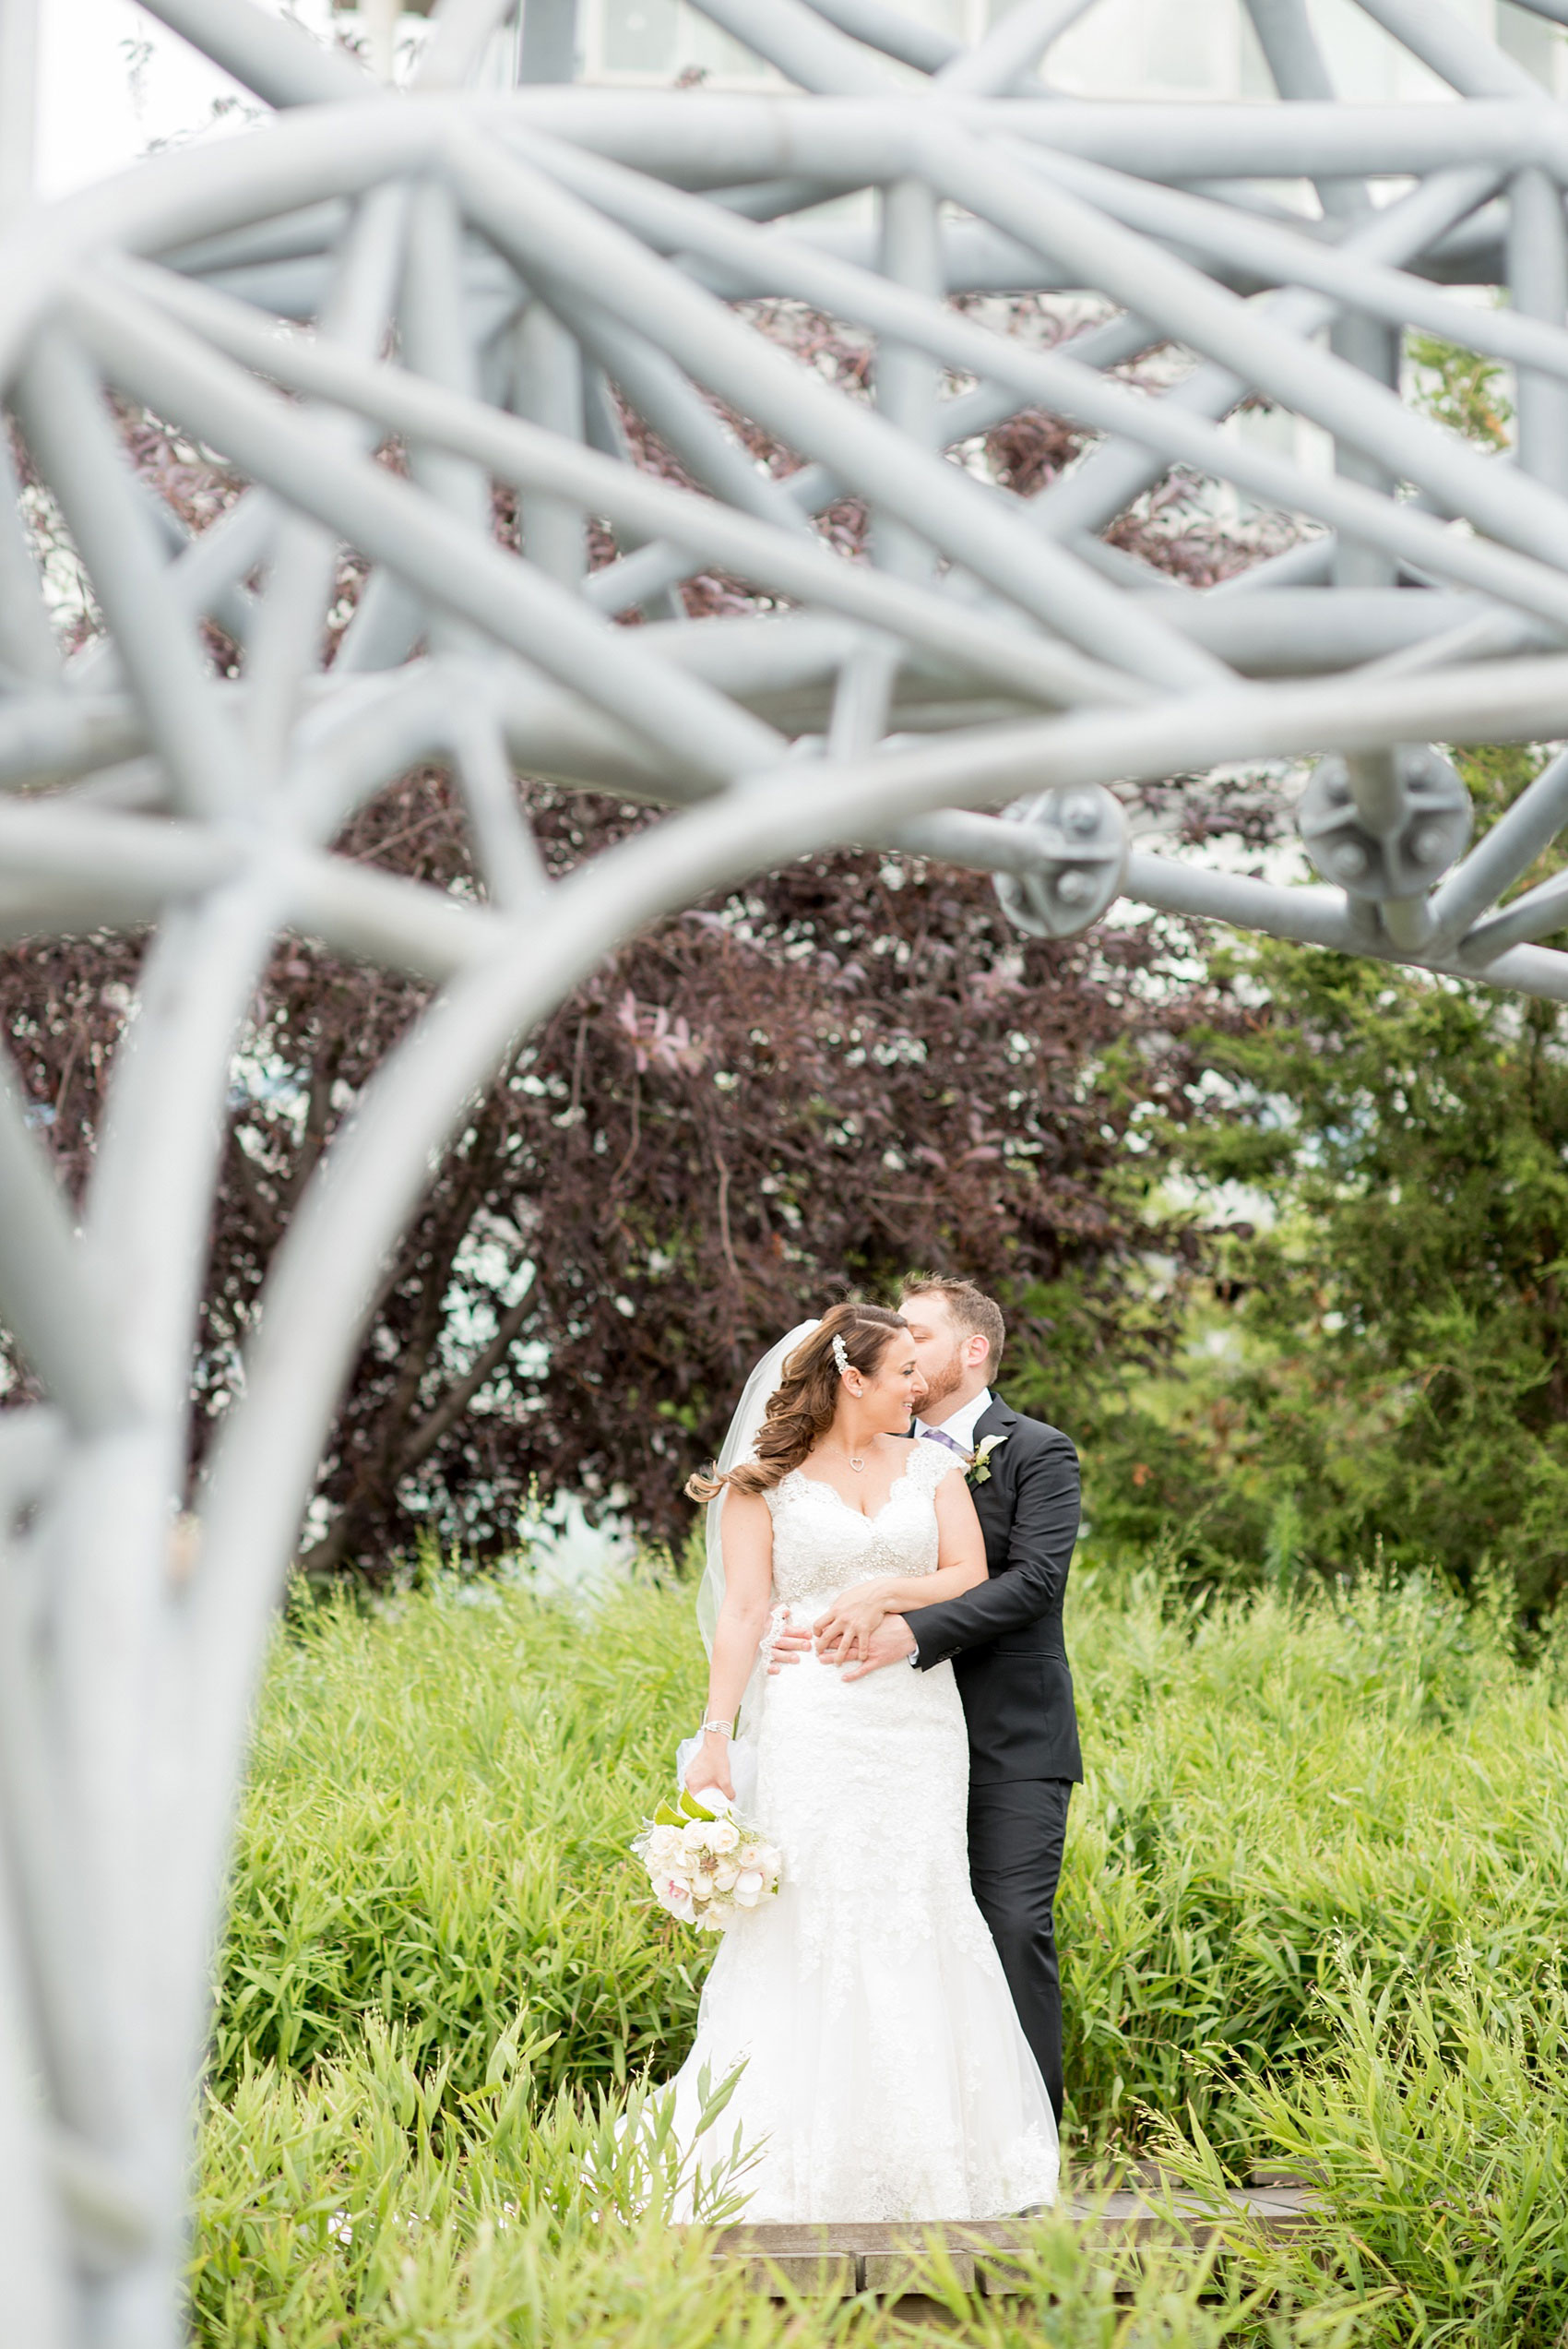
[684,1303,909,1501]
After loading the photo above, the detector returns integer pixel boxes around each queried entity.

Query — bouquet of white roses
[633,1783,782,1933]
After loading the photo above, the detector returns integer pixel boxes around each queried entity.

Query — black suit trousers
[967,1778,1072,2126]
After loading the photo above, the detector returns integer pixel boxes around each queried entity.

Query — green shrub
[203,1558,1568,2342]
[1074,926,1568,1609]
[215,1571,710,2106]
[1060,1568,1568,2152]
[1151,1960,1568,2347]
[193,2020,1352,2348]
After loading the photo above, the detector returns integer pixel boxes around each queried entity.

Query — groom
[775,1277,1082,2124]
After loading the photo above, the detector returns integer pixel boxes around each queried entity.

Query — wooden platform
[712,2178,1318,2299]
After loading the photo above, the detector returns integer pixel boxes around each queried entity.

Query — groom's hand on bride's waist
[838,1616,918,1680]
[765,1609,918,1676]
[813,1583,895,1662]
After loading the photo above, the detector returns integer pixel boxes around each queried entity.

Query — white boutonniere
[967,1433,1009,1486]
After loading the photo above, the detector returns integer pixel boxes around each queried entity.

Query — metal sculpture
[6,0,1568,2334]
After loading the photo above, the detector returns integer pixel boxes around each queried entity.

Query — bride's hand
[814,1580,895,1665]
[683,1729,735,1803]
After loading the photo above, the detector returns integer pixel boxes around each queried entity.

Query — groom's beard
[917,1348,968,1416]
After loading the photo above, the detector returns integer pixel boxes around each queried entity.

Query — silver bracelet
[700,1718,733,1738]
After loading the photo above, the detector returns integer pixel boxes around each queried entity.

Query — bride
[662,1301,1059,2223]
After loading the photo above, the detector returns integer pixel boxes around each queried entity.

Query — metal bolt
[1408,821,1447,866]
[1329,839,1370,881]
[1053,866,1097,905]
[1061,793,1099,838]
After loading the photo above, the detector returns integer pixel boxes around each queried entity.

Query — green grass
[194,2023,1316,2348]
[214,1570,706,2106]
[197,1559,1568,2345]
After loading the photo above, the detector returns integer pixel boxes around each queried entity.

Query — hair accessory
[831,1332,850,1377]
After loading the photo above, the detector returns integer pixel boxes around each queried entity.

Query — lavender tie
[920,1425,969,1458]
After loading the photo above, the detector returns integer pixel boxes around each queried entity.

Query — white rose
[680,1817,713,1853]
[707,1818,739,1854]
[736,1841,766,1869]
[647,1827,683,1866]
[733,1868,765,1907]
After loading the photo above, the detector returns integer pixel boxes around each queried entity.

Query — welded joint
[1299,743,1472,905]
[992,782,1128,938]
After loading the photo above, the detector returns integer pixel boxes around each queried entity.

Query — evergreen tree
[1084,783,1568,1607]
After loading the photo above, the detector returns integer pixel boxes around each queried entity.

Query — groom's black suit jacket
[901,1397,1083,1786]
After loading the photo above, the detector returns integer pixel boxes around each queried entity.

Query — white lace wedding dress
[664,1437,1060,2222]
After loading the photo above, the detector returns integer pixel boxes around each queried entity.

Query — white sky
[38,0,1528,208]
[34,0,336,204]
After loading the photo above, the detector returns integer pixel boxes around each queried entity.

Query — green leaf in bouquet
[679,1789,717,1822]
[652,1802,684,1827]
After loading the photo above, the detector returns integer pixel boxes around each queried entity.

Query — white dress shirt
[905,1389,993,1664]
